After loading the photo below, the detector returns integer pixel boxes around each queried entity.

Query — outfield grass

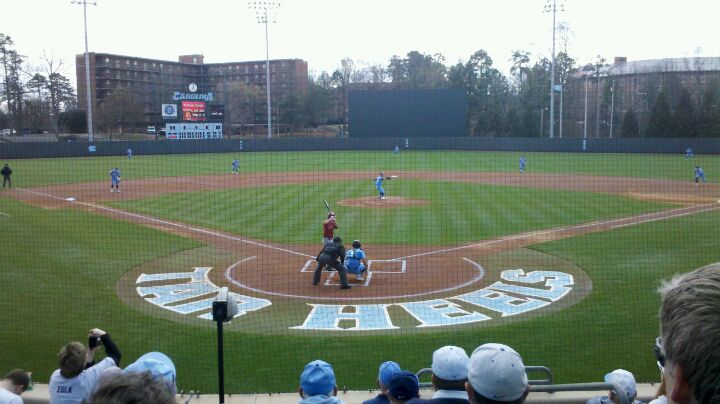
[4,151,716,187]
[111,180,673,244]
[1,195,718,392]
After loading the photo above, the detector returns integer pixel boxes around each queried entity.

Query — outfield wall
[0,137,718,159]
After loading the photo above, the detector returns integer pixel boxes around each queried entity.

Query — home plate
[66,197,76,201]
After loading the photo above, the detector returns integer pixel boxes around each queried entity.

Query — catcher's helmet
[333,236,342,243]
[352,240,361,249]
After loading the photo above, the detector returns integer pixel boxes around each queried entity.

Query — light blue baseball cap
[378,361,401,386]
[300,360,336,396]
[123,352,176,393]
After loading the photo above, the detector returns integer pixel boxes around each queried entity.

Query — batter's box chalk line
[301,259,407,287]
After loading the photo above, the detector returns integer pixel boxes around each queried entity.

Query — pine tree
[646,90,673,137]
[620,109,640,137]
[672,88,697,137]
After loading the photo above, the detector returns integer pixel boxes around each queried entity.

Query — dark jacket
[0,166,11,177]
[84,333,122,369]
[317,242,346,263]
[362,394,390,404]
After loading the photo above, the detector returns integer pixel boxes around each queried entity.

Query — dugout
[347,89,468,138]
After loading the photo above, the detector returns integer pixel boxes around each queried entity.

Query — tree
[58,109,86,133]
[646,90,673,137]
[672,87,697,137]
[218,81,264,128]
[96,88,143,137]
[388,51,447,89]
[0,34,26,134]
[697,85,720,137]
[620,109,640,137]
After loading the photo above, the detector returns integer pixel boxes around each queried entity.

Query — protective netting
[0,143,718,395]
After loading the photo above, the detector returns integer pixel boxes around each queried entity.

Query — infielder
[231,159,240,174]
[519,156,527,173]
[694,165,706,186]
[375,172,391,200]
[322,212,338,245]
[345,240,369,281]
[110,167,121,192]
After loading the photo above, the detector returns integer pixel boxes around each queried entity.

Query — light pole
[543,0,563,139]
[609,80,615,138]
[72,0,96,142]
[249,1,280,139]
[583,75,589,139]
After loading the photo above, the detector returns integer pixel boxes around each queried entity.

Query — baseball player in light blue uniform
[127,148,133,160]
[345,240,369,281]
[519,156,527,173]
[375,172,386,199]
[685,147,694,159]
[393,145,400,156]
[110,167,121,192]
[694,165,706,186]
[231,159,240,174]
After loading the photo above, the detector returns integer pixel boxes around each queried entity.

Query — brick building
[76,53,308,134]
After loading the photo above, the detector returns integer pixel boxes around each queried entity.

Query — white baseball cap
[605,369,637,401]
[431,345,469,381]
[468,343,528,402]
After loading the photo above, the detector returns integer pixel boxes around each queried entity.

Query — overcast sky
[4,0,720,86]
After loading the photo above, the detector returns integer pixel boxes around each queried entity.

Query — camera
[212,287,239,323]
[88,335,101,349]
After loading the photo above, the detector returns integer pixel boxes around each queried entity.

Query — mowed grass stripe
[110,180,673,245]
[5,151,716,187]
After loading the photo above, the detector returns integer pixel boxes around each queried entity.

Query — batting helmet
[333,236,342,243]
[352,240,361,249]
[327,212,336,219]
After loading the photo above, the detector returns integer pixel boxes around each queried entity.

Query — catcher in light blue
[345,240,369,281]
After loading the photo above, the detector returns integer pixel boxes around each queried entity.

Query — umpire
[313,236,351,289]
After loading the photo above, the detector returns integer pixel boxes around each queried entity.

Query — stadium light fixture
[249,1,281,139]
[71,0,97,142]
[543,0,564,139]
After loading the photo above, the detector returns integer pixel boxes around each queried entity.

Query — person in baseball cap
[298,360,344,403]
[412,345,470,403]
[362,361,401,404]
[123,352,176,394]
[466,343,529,404]
[388,370,420,403]
[586,369,642,404]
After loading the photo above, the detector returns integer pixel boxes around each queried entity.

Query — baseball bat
[324,200,332,213]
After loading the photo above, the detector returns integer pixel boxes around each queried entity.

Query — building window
[126,60,130,65]
[133,61,137,66]
[105,57,110,63]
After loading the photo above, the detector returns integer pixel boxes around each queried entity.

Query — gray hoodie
[299,394,346,404]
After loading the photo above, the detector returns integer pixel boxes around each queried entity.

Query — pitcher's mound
[338,196,430,208]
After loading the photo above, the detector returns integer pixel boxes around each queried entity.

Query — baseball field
[0,150,718,394]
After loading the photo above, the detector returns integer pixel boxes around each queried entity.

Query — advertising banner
[209,105,225,120]
[181,101,206,122]
[162,104,177,118]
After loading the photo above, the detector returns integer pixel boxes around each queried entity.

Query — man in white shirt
[0,369,30,404]
[49,328,121,404]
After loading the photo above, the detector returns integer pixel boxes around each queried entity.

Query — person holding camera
[49,328,122,404]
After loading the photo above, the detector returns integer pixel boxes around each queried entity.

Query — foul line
[391,204,720,261]
[17,188,314,259]
[224,257,487,301]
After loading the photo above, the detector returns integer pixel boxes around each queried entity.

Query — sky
[4,0,720,87]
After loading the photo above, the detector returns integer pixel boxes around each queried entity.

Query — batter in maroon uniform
[322,212,338,245]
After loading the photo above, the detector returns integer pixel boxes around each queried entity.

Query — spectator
[298,359,344,404]
[658,263,720,404]
[0,369,30,404]
[388,371,420,403]
[465,343,529,404]
[363,361,401,404]
[410,345,470,403]
[586,369,644,404]
[86,372,175,404]
[49,328,121,404]
[123,352,176,394]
